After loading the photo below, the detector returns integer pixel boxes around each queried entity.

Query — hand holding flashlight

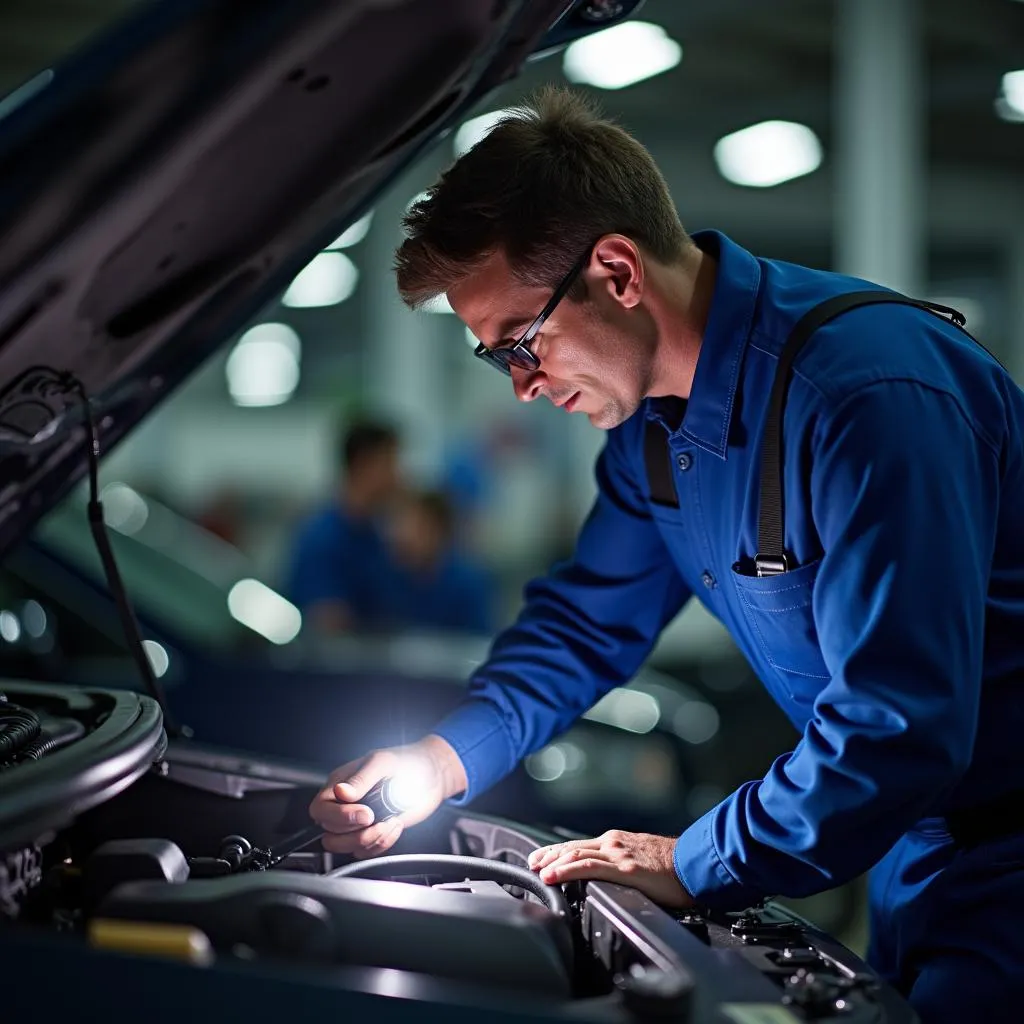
[309,736,466,859]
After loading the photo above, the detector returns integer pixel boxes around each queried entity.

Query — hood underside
[0,0,643,557]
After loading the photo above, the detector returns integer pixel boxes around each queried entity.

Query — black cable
[59,374,185,739]
[0,695,41,758]
[19,716,86,760]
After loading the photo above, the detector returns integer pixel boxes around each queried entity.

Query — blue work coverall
[433,231,1024,1022]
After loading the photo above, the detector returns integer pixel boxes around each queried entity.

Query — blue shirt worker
[390,489,496,635]
[286,420,403,634]
[309,89,1024,1023]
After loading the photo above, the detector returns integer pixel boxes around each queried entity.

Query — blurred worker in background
[286,419,402,634]
[389,488,495,635]
[310,88,1024,1023]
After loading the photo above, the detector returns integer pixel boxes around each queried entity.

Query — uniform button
[701,571,716,589]
[676,452,693,472]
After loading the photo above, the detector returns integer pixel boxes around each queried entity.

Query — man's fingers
[334,750,395,802]
[528,837,601,870]
[538,856,618,886]
[311,800,375,834]
[321,818,403,857]
[356,820,404,859]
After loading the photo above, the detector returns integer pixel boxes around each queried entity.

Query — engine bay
[0,681,915,1023]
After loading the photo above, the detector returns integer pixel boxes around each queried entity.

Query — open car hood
[0,0,644,557]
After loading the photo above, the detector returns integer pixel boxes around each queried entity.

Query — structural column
[834,0,926,294]
[364,161,449,479]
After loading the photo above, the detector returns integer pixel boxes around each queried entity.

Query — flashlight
[362,774,424,823]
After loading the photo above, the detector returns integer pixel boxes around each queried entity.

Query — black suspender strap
[645,416,679,507]
[642,288,975,565]
[755,290,970,577]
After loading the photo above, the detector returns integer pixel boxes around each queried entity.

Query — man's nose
[511,366,545,403]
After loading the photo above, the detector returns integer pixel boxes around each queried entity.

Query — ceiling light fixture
[142,640,170,679]
[325,210,374,249]
[421,293,454,314]
[226,322,301,407]
[227,578,302,644]
[453,109,513,157]
[713,120,823,188]
[282,251,358,307]
[562,21,681,90]
[995,69,1024,122]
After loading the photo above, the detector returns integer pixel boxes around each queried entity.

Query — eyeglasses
[473,246,592,377]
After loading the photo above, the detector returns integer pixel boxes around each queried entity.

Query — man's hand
[528,830,695,909]
[309,734,467,859]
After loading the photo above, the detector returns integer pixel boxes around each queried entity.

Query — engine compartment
[0,681,916,1023]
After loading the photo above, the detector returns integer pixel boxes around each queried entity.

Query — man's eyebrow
[490,316,532,346]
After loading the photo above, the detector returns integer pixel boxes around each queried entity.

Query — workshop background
[2,0,1023,952]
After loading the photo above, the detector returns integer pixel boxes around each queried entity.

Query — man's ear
[590,235,644,309]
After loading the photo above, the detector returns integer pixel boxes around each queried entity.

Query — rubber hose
[0,702,41,758]
[20,717,86,760]
[329,853,570,918]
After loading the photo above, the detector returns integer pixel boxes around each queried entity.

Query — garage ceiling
[1,0,1021,386]
[3,0,1021,172]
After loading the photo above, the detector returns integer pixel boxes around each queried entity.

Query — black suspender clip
[754,553,789,578]
[645,289,988,576]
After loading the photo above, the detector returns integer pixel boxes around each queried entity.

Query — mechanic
[310,88,1024,1023]
[286,418,403,634]
[388,488,496,635]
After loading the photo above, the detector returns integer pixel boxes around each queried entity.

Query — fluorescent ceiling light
[0,610,20,644]
[525,744,568,782]
[142,639,170,678]
[282,252,358,307]
[226,322,301,407]
[101,482,149,535]
[453,109,512,157]
[421,293,454,314]
[714,120,823,188]
[22,600,47,639]
[563,21,681,91]
[584,688,660,734]
[995,69,1024,122]
[227,578,302,644]
[671,701,720,745]
[326,210,374,249]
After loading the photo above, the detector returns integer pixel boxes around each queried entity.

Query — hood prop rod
[63,373,188,740]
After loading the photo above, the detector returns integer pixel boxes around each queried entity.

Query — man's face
[391,500,445,569]
[357,443,400,506]
[448,247,655,430]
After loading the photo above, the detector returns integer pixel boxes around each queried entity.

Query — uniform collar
[647,230,761,460]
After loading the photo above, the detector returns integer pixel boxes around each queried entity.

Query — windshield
[30,482,270,653]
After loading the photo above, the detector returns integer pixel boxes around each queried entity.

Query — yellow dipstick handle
[88,919,214,966]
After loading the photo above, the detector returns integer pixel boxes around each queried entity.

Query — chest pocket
[731,558,831,687]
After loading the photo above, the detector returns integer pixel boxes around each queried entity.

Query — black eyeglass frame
[473,246,593,377]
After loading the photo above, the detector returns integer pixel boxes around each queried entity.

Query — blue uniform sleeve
[433,426,693,802]
[674,380,1001,907]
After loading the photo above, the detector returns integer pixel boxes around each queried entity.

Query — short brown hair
[394,86,688,308]
[339,419,398,472]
